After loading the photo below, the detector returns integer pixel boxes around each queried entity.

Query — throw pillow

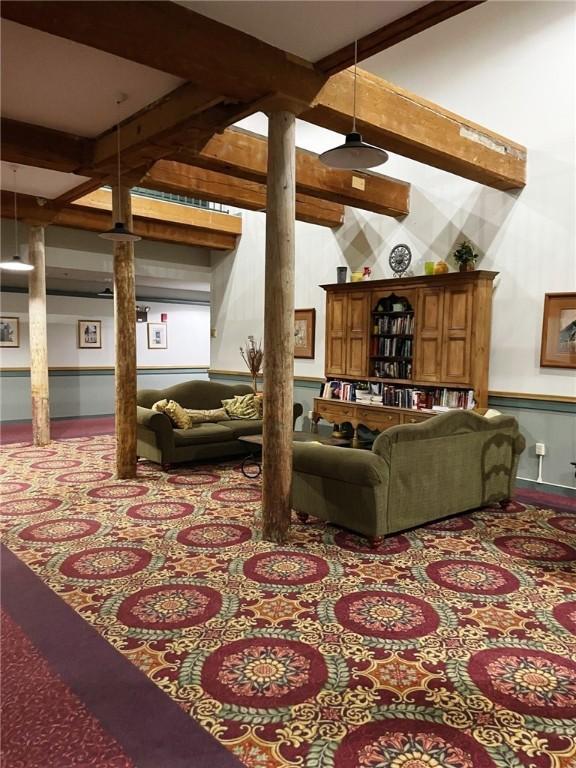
[222,393,260,420]
[185,407,228,424]
[152,399,191,429]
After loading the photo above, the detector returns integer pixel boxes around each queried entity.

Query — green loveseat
[137,380,261,470]
[292,410,526,545]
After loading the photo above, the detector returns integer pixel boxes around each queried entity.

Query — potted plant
[452,240,480,272]
[240,336,263,393]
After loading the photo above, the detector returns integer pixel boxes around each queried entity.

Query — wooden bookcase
[318,271,497,436]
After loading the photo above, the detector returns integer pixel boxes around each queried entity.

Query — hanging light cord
[352,38,358,133]
[116,122,122,200]
[13,168,19,256]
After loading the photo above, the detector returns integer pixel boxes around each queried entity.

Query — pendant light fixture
[319,40,389,170]
[99,121,141,242]
[0,167,34,272]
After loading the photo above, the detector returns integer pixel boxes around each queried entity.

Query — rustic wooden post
[261,111,296,543]
[112,185,137,479]
[28,225,50,446]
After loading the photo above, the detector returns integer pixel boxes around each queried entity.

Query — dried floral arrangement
[240,335,263,393]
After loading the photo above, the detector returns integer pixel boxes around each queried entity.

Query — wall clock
[389,244,412,277]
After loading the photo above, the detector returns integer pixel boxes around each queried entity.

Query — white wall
[0,292,210,369]
[211,0,576,399]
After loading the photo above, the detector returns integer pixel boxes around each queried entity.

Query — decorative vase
[351,271,363,282]
[459,262,475,272]
[433,260,449,274]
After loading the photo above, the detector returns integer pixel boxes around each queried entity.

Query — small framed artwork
[294,308,316,359]
[540,292,576,368]
[147,322,167,349]
[77,320,102,349]
[0,317,19,348]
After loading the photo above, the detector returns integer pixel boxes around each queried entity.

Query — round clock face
[389,244,412,277]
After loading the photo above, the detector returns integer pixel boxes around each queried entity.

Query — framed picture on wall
[294,308,315,359]
[540,292,576,368]
[0,317,19,348]
[147,322,167,349]
[78,320,102,349]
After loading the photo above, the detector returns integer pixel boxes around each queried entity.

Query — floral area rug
[1,434,575,768]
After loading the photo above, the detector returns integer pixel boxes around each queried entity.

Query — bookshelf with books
[318,271,497,436]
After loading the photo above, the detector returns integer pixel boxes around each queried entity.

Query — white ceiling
[0,162,91,199]
[178,1,429,62]
[0,20,184,137]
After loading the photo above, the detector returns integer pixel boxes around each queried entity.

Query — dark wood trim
[316,1,486,75]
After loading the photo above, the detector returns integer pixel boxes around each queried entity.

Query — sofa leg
[296,512,309,524]
[499,498,523,513]
[369,536,384,549]
[161,463,172,473]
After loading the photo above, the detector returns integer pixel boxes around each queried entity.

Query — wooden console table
[312,397,434,447]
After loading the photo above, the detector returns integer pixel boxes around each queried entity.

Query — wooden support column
[261,111,296,543]
[28,225,50,446]
[112,185,137,479]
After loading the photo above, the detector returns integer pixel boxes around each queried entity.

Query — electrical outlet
[535,442,546,456]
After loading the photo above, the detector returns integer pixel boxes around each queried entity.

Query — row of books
[320,380,358,401]
[320,380,475,410]
[373,315,414,335]
[371,336,413,357]
[381,386,475,410]
[373,361,412,379]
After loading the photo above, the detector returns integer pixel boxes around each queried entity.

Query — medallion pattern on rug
[1,434,575,768]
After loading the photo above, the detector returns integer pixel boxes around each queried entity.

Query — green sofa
[291,410,526,545]
[137,380,261,470]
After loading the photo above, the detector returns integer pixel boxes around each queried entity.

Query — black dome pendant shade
[319,131,388,170]
[319,39,388,171]
[99,221,141,242]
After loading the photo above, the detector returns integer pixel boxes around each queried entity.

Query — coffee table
[238,431,349,478]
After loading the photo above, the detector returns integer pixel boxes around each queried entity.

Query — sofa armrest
[137,406,172,434]
[293,443,387,487]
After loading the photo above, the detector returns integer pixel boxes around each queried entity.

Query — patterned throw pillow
[185,407,229,424]
[222,394,260,420]
[151,399,191,429]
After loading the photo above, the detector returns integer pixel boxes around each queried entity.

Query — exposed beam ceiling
[316,1,486,75]
[1,0,526,190]
[179,127,409,217]
[143,162,345,228]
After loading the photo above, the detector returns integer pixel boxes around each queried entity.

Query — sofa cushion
[173,424,236,446]
[186,407,229,424]
[152,399,190,429]
[219,419,263,438]
[222,393,260,419]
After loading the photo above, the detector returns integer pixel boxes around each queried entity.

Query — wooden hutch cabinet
[315,271,497,440]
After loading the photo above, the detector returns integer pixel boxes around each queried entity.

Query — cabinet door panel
[346,292,369,377]
[415,288,444,381]
[325,293,347,375]
[442,286,472,383]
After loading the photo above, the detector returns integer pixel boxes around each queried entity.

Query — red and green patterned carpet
[1,434,576,768]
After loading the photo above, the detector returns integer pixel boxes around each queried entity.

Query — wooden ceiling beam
[62,208,238,250]
[176,128,409,217]
[72,188,242,236]
[304,69,526,190]
[143,161,344,228]
[316,1,486,75]
[1,190,239,250]
[1,118,90,173]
